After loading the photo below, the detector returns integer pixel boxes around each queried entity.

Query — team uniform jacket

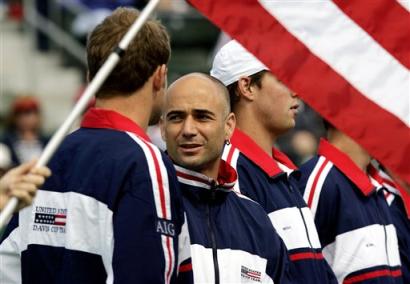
[294,139,402,283]
[370,167,410,283]
[222,129,337,283]
[175,161,291,283]
[0,108,189,284]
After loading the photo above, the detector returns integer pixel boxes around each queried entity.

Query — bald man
[160,73,291,283]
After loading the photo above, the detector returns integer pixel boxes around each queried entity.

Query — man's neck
[198,160,221,181]
[328,130,370,172]
[234,107,277,157]
[95,87,152,131]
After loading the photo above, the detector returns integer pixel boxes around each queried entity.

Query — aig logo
[156,219,175,237]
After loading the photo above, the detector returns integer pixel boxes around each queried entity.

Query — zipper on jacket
[288,182,315,249]
[206,183,220,284]
[375,190,392,269]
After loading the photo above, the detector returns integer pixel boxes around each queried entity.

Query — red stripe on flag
[307,160,330,208]
[54,214,66,218]
[333,0,410,69]
[343,268,402,283]
[289,252,324,261]
[188,0,410,184]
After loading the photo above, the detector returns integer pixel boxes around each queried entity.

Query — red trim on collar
[175,160,237,190]
[369,166,410,219]
[388,182,410,219]
[81,108,151,142]
[318,139,374,196]
[217,160,238,188]
[273,148,297,170]
[230,128,283,177]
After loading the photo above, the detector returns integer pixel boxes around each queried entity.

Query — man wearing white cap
[211,40,337,283]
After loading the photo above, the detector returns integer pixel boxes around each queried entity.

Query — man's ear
[153,64,167,92]
[225,112,236,140]
[237,76,256,101]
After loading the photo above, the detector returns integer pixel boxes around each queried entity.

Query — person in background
[1,96,48,166]
[0,7,190,283]
[211,40,337,283]
[294,121,402,283]
[370,163,410,283]
[161,73,291,283]
[0,160,51,211]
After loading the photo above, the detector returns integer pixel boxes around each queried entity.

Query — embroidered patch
[32,206,67,233]
[241,265,262,282]
[156,219,175,237]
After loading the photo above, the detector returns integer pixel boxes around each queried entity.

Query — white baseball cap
[210,40,268,86]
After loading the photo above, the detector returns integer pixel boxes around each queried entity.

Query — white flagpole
[0,0,161,230]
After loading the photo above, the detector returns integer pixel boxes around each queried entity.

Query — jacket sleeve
[264,216,293,284]
[0,213,22,284]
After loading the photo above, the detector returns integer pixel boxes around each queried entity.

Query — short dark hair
[87,7,171,98]
[226,70,267,110]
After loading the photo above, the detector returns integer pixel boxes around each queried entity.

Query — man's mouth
[179,143,203,153]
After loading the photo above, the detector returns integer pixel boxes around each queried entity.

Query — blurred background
[0,0,325,175]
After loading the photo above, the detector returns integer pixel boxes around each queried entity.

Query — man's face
[253,72,299,135]
[161,75,234,176]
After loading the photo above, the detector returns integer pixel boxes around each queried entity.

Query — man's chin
[177,158,205,172]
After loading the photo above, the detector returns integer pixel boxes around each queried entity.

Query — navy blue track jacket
[175,160,291,283]
[222,129,337,283]
[294,139,402,283]
[0,108,190,283]
[373,167,410,283]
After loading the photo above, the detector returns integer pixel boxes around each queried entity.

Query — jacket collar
[368,165,410,219]
[174,160,237,191]
[231,128,296,177]
[318,138,374,196]
[81,108,151,142]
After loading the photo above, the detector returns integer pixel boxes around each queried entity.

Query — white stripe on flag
[397,0,410,11]
[259,0,410,126]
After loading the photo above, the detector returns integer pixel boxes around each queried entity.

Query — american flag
[241,265,262,282]
[188,0,410,184]
[34,213,66,226]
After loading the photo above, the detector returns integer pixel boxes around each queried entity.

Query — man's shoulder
[230,191,271,220]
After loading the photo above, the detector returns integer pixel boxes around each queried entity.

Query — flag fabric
[188,0,410,184]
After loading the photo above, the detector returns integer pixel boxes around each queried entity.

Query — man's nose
[181,116,197,137]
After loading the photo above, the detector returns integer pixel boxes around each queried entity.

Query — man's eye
[197,115,209,121]
[168,115,182,121]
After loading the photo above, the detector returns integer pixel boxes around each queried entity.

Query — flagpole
[0,0,161,230]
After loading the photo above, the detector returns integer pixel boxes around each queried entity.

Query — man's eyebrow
[165,110,185,118]
[192,109,216,116]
